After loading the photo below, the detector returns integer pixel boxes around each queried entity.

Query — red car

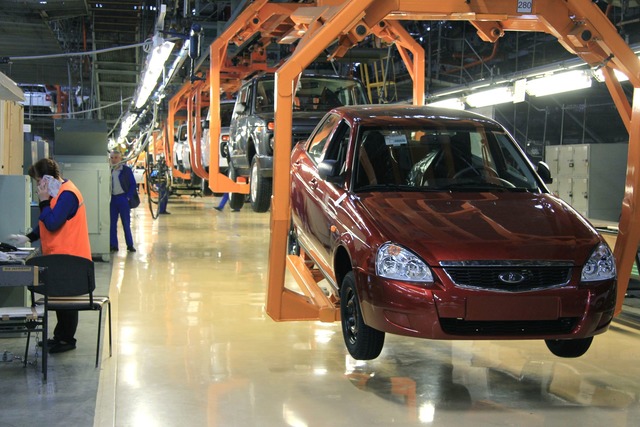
[289,105,617,360]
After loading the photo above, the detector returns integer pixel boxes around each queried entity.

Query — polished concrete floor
[2,195,640,426]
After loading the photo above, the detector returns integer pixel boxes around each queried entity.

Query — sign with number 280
[517,1,533,13]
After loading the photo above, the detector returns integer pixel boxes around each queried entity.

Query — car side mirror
[235,102,246,114]
[202,121,209,130]
[537,161,553,184]
[318,159,342,184]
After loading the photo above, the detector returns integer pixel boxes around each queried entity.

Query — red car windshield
[353,126,541,192]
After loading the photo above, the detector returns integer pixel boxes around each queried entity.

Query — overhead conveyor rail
[179,0,640,322]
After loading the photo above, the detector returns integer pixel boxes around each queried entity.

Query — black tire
[201,179,213,196]
[340,272,384,360]
[545,337,593,358]
[250,157,272,213]
[145,168,160,219]
[228,164,245,211]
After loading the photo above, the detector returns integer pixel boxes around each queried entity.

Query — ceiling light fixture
[525,70,592,97]
[592,65,632,83]
[427,98,465,110]
[117,112,138,143]
[152,41,190,104]
[134,39,175,109]
[465,86,514,108]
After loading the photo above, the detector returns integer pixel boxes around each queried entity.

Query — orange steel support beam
[615,91,640,314]
[602,67,632,133]
[185,79,209,180]
[207,0,313,195]
[268,0,378,322]
[255,0,640,321]
[167,81,196,179]
[371,20,425,105]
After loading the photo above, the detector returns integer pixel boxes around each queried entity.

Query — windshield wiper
[439,182,529,192]
[355,184,439,193]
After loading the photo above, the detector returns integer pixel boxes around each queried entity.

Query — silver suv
[18,84,55,113]
[228,74,369,212]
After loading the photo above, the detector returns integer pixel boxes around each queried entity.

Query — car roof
[18,83,48,90]
[332,104,502,128]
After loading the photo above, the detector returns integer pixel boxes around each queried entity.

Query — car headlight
[376,242,433,283]
[581,242,616,282]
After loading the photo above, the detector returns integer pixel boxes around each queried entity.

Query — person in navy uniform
[109,150,137,252]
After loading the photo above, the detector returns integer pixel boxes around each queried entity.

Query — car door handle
[309,178,318,189]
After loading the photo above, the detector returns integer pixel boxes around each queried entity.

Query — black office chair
[26,254,112,368]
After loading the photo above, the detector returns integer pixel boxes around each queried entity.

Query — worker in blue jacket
[109,150,137,252]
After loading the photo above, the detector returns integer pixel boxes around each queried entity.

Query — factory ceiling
[0,1,638,147]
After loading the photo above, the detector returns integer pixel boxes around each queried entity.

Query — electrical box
[545,143,627,222]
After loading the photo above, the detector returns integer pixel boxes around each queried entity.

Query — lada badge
[498,272,527,284]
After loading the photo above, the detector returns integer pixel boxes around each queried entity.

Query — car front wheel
[228,165,245,211]
[250,157,272,213]
[545,337,593,358]
[340,272,384,360]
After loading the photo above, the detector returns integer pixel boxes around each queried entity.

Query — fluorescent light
[592,67,630,83]
[465,86,514,108]
[117,112,137,142]
[513,78,526,103]
[134,40,175,109]
[428,98,465,110]
[525,70,592,97]
[153,41,190,102]
[592,53,640,83]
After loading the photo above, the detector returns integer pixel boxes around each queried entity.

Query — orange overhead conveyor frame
[207,0,320,195]
[167,75,214,184]
[166,82,189,181]
[165,80,214,180]
[192,0,639,320]
[185,77,210,181]
[245,0,640,323]
[268,0,426,322]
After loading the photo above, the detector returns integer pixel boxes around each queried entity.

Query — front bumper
[354,269,616,340]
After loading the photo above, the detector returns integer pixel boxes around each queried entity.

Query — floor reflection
[102,197,640,427]
[342,334,640,425]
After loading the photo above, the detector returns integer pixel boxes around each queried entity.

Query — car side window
[306,113,341,164]
[220,103,235,127]
[255,79,274,112]
[233,85,250,117]
[324,120,351,171]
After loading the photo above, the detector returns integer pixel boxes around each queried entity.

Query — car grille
[440,261,573,292]
[440,317,579,336]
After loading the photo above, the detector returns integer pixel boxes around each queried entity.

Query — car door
[293,113,350,270]
[228,83,252,168]
[291,114,339,260]
[309,119,351,267]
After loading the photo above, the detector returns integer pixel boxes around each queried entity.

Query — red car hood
[357,192,600,265]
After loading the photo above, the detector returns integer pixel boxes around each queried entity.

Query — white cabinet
[0,175,31,307]
[545,143,627,221]
[57,159,110,260]
[54,119,111,260]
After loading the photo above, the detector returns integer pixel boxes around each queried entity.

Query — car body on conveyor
[289,104,617,360]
